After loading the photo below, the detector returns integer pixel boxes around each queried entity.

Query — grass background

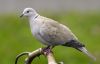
[0,11,100,64]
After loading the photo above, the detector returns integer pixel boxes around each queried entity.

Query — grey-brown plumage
[20,8,96,61]
[37,16,78,46]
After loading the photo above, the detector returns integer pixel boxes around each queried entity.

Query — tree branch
[15,48,61,64]
[46,52,57,64]
[25,48,42,64]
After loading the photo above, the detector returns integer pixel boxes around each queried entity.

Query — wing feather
[39,17,77,45]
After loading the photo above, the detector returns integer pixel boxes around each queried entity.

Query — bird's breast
[30,21,49,45]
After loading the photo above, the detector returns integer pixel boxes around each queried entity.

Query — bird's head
[20,8,38,18]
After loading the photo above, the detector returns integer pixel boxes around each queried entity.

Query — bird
[20,8,96,60]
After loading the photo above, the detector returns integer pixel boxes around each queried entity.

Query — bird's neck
[29,14,39,22]
[28,14,39,28]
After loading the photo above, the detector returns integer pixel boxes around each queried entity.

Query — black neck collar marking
[34,15,39,19]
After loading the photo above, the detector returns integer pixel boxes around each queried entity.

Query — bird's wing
[39,17,77,46]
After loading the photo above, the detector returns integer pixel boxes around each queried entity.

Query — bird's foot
[42,46,52,55]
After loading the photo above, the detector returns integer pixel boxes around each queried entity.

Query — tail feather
[63,40,96,61]
[78,47,96,61]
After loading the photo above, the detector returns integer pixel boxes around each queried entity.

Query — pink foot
[42,46,52,55]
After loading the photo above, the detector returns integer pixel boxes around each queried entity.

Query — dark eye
[27,11,29,13]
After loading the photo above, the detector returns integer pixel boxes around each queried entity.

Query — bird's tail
[78,47,96,61]
[63,40,96,61]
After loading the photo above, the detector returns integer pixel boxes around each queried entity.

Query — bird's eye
[27,11,29,13]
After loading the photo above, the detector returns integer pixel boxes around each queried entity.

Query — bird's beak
[20,14,24,18]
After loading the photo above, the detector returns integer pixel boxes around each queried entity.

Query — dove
[20,8,96,60]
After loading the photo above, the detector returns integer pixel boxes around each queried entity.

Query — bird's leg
[42,46,53,55]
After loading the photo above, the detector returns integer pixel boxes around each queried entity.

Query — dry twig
[15,48,61,64]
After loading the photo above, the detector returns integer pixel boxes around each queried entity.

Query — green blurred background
[0,0,100,64]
